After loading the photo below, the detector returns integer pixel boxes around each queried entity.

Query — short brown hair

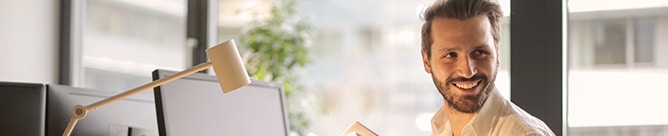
[421,0,503,58]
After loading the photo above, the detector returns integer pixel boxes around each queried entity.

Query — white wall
[569,69,668,127]
[0,0,59,83]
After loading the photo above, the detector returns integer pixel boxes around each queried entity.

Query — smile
[452,80,482,89]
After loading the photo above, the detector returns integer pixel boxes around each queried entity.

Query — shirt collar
[432,88,505,136]
[467,88,504,135]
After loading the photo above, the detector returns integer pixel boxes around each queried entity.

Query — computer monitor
[46,84,158,136]
[152,69,289,136]
[0,81,45,136]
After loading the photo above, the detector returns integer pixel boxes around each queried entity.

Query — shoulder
[498,114,555,135]
[492,103,556,136]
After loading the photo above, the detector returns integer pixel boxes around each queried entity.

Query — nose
[455,56,477,78]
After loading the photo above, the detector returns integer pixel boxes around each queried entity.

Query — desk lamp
[62,39,251,136]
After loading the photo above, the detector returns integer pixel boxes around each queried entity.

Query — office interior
[1,0,668,135]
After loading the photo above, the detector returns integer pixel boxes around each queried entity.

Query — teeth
[454,81,479,89]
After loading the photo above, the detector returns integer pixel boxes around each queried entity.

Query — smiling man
[420,0,555,136]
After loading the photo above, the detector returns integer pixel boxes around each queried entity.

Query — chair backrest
[0,81,45,136]
[46,84,157,136]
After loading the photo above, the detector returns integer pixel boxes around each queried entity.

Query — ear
[421,51,432,74]
[495,51,500,67]
[495,44,500,67]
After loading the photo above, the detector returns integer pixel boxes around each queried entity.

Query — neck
[445,104,477,136]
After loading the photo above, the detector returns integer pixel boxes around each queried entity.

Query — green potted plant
[238,0,314,135]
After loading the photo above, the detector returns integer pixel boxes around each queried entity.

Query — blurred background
[1,0,667,135]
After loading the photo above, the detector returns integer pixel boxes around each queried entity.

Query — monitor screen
[46,84,158,136]
[152,69,289,136]
[0,82,45,136]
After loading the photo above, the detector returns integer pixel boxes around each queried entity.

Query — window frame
[510,0,566,135]
[59,0,215,87]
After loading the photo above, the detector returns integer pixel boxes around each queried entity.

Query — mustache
[446,73,487,84]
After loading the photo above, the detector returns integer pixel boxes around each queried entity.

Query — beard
[432,72,496,113]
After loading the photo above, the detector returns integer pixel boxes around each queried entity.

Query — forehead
[430,15,493,49]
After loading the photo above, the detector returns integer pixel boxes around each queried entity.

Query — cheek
[430,63,455,78]
[475,58,497,73]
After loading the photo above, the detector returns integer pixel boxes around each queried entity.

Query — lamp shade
[206,39,251,94]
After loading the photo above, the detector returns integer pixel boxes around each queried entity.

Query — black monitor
[46,84,158,136]
[0,81,45,136]
[152,69,289,136]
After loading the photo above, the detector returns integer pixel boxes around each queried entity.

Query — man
[420,0,555,135]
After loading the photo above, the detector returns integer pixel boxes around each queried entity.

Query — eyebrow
[436,44,490,53]
[473,44,490,50]
[437,47,457,53]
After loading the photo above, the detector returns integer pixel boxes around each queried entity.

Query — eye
[444,52,457,59]
[472,49,489,58]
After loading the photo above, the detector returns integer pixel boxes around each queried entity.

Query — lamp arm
[62,62,213,136]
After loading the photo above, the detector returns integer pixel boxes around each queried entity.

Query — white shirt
[431,89,556,136]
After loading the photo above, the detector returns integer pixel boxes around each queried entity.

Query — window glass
[634,17,655,64]
[218,0,510,135]
[80,0,188,92]
[593,19,626,65]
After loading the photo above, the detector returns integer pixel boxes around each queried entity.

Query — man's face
[422,15,499,113]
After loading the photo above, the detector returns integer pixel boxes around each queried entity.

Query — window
[593,19,626,65]
[634,17,655,64]
[217,0,511,135]
[571,17,657,68]
[67,0,188,93]
[568,0,668,135]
